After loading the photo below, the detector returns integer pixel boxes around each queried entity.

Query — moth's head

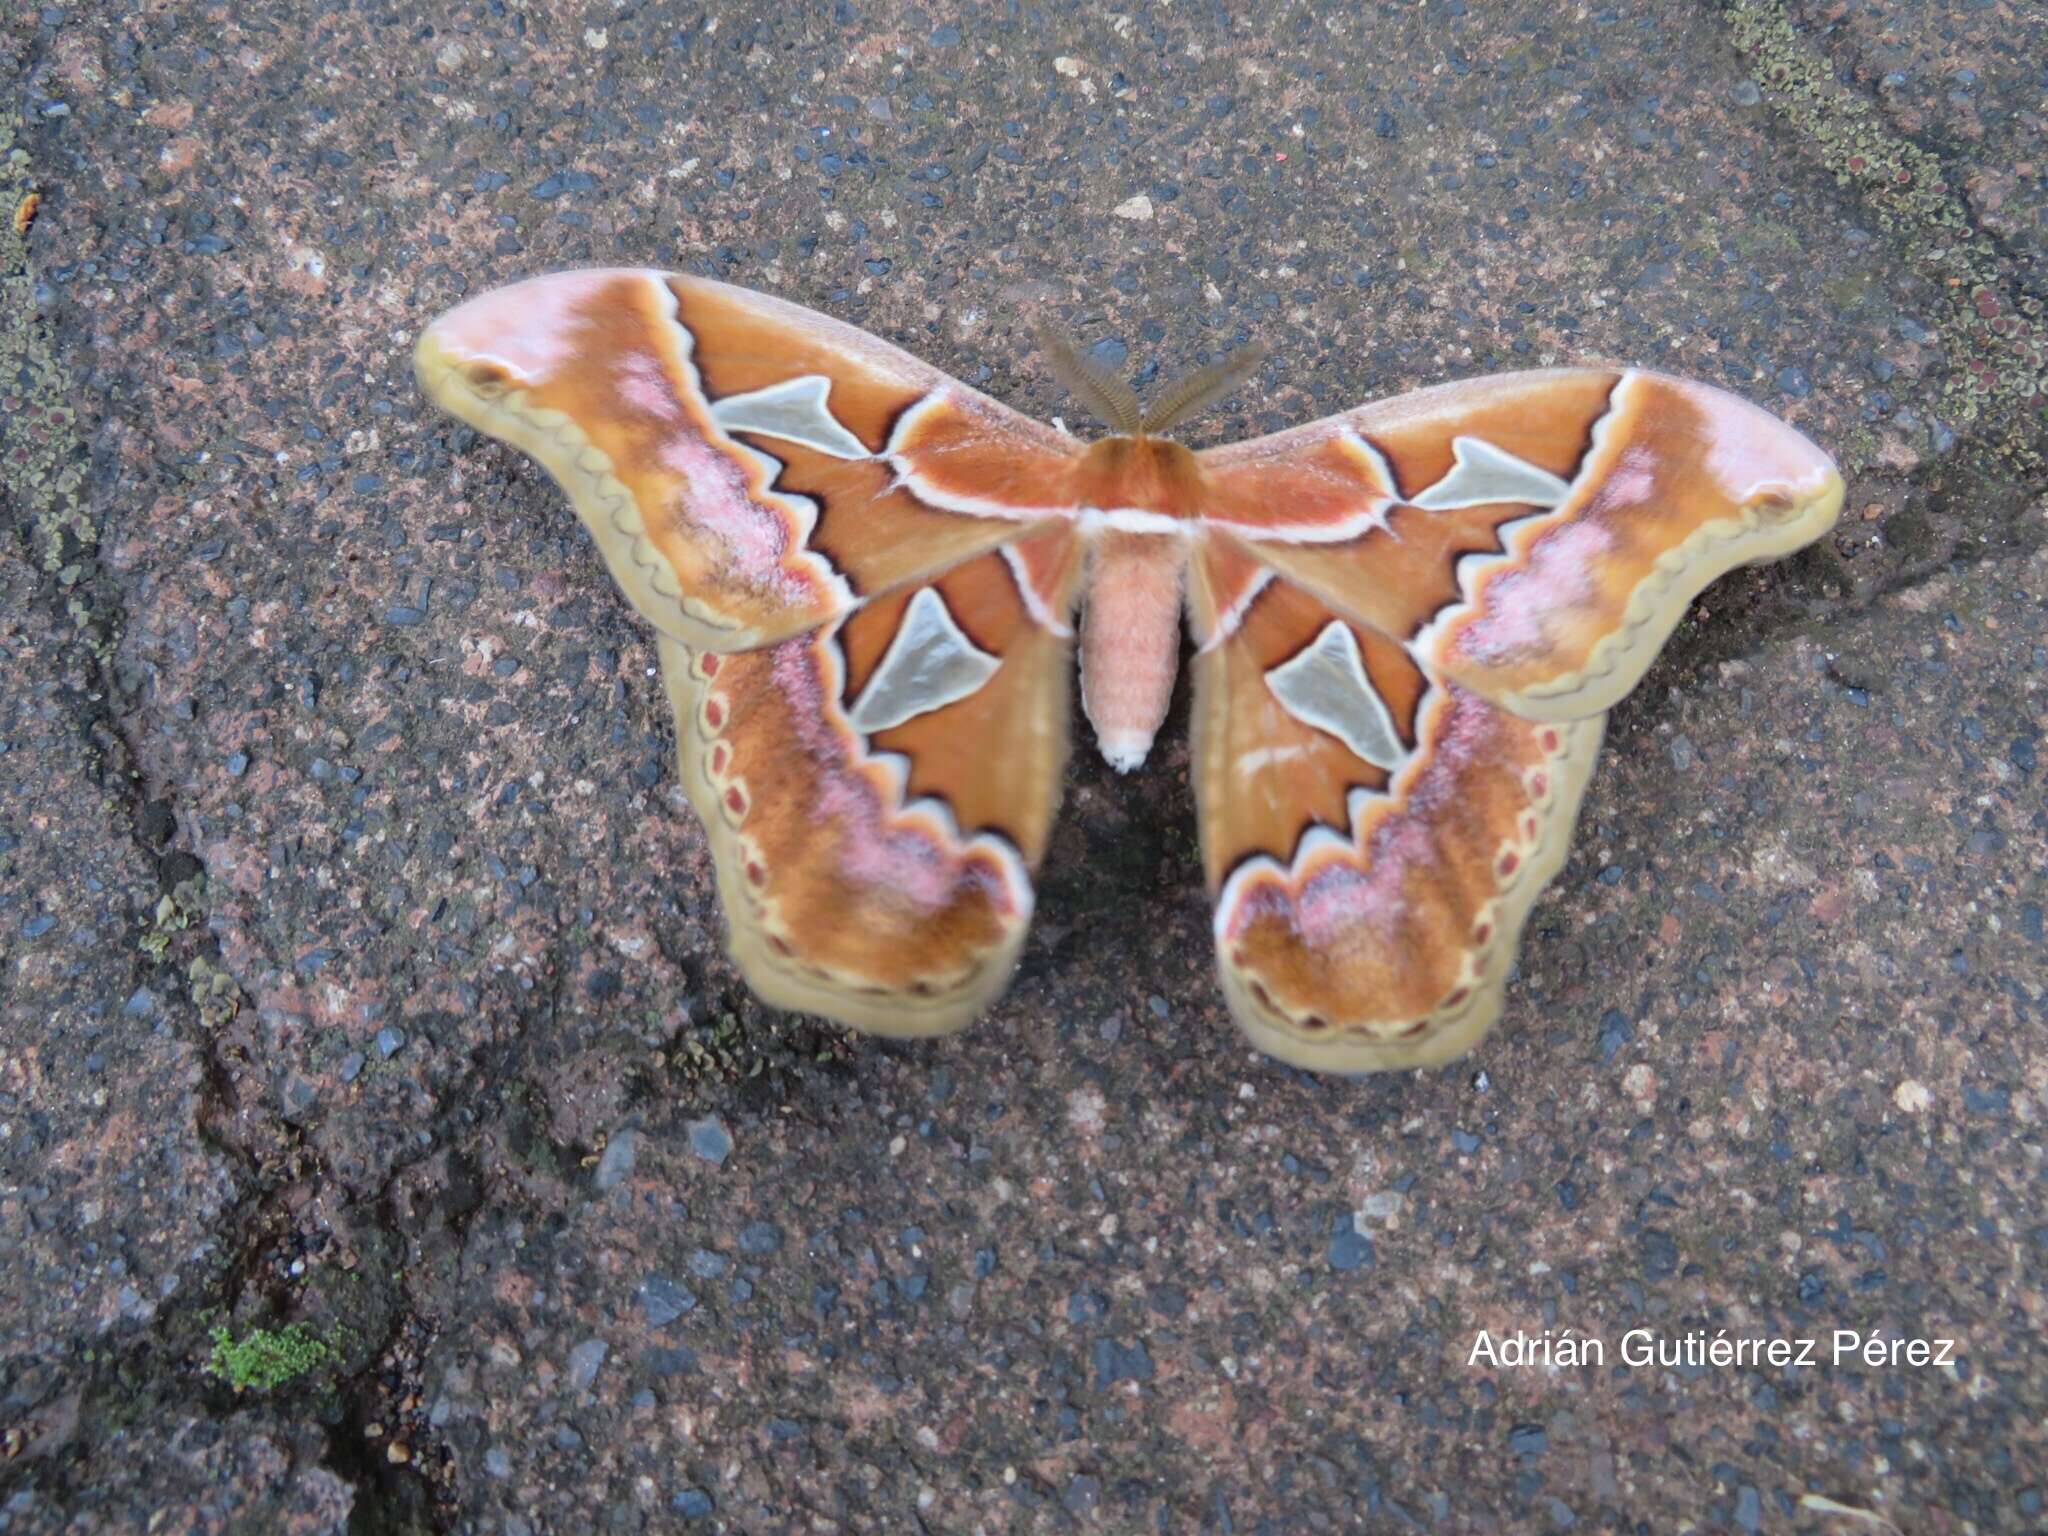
[1072,432,1206,508]
[1036,326,1266,441]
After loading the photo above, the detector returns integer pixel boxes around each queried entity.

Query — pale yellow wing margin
[1198,370,1844,723]
[1189,540,1605,1072]
[417,268,1084,652]
[656,530,1081,1036]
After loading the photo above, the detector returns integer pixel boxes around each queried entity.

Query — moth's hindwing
[659,531,1081,1034]
[1191,541,1606,1070]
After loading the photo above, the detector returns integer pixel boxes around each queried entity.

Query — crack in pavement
[0,80,460,1531]
[1717,0,2048,469]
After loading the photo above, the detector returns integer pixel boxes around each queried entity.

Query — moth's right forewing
[416,268,1085,651]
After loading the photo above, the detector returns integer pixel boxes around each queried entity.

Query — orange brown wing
[417,270,1097,1034]
[1189,539,1605,1070]
[660,529,1082,1033]
[415,268,1086,650]
[1199,369,1843,720]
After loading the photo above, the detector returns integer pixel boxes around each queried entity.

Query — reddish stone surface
[1,1,2042,1532]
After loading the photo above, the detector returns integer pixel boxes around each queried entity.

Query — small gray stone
[1328,1219,1373,1272]
[1063,1475,1102,1516]
[1598,1010,1632,1064]
[1639,1228,1680,1279]
[484,1447,512,1478]
[594,1129,639,1191]
[637,1275,695,1327]
[1089,1337,1153,1386]
[686,1116,732,1165]
[1088,336,1128,369]
[338,1051,365,1084]
[1734,1485,1762,1533]
[375,1026,405,1058]
[672,1488,714,1519]
[737,1219,782,1256]
[566,1338,608,1392]
[279,1075,318,1118]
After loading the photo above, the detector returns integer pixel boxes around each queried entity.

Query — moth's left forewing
[1412,372,1844,720]
[1201,369,1843,723]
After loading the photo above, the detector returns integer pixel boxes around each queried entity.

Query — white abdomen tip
[1097,731,1154,773]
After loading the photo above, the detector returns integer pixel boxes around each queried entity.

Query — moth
[415,269,1842,1072]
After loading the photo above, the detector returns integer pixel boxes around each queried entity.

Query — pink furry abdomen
[1079,533,1186,772]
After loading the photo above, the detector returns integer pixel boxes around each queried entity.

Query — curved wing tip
[1804,466,1847,532]
[418,268,672,387]
[412,326,451,392]
[1668,374,1846,497]
[413,327,501,432]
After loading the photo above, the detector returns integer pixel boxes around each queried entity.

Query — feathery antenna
[1140,340,1268,434]
[1034,326,1143,436]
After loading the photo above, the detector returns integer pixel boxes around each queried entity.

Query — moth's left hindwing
[418,270,1086,1032]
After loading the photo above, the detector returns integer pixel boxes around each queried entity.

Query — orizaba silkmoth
[417,270,1841,1072]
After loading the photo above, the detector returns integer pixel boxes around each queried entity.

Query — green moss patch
[202,1323,350,1392]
